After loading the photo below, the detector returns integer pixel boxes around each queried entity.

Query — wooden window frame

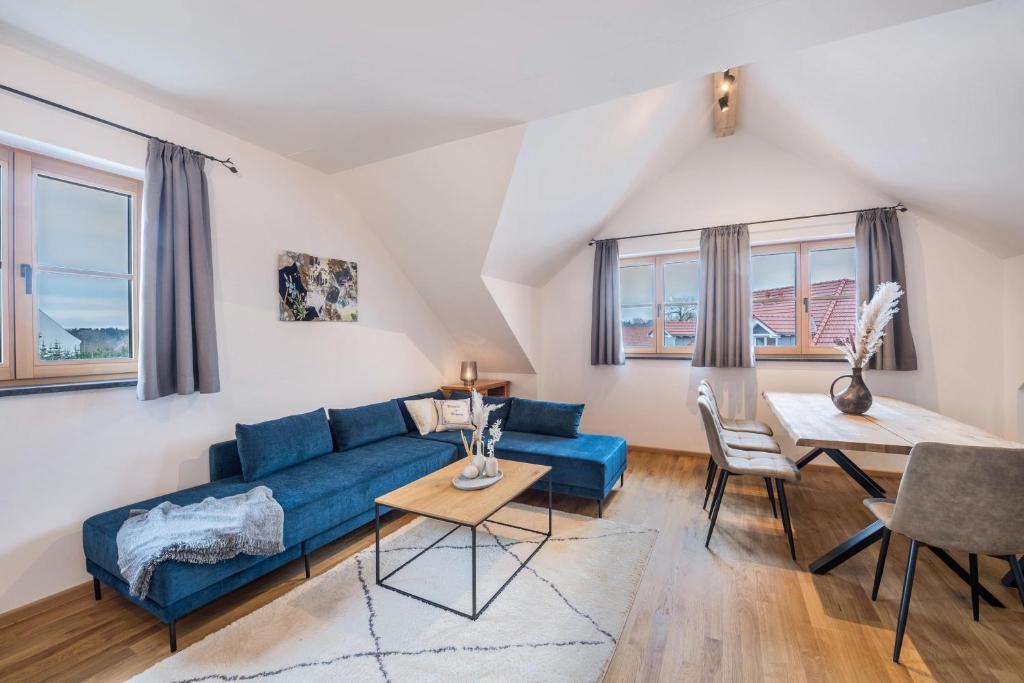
[0,147,12,381]
[1,145,141,387]
[621,250,700,356]
[800,237,856,357]
[620,255,658,355]
[623,236,854,359]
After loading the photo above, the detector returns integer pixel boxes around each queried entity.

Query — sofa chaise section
[83,405,458,652]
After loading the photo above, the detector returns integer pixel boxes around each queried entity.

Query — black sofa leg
[304,552,311,579]
[620,472,625,488]
[597,499,603,518]
[169,620,178,653]
[93,576,102,601]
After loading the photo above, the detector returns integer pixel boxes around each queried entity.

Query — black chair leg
[1008,555,1024,609]
[620,472,625,488]
[969,554,980,621]
[304,551,311,579]
[93,576,102,601]
[169,620,178,653]
[871,527,891,601]
[893,539,921,663]
[776,479,796,561]
[703,461,718,510]
[597,499,603,518]
[705,471,730,548]
[764,477,778,518]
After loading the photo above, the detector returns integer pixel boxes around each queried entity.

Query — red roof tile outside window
[620,238,854,357]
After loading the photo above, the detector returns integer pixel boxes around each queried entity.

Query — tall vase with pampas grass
[830,282,904,414]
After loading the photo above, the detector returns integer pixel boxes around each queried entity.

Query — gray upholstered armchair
[864,441,1024,663]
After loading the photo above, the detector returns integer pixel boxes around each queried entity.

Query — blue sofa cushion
[505,398,584,438]
[395,390,445,432]
[490,431,626,494]
[256,435,457,546]
[83,436,457,608]
[329,400,407,450]
[449,391,510,427]
[83,477,278,607]
[415,430,626,496]
[235,409,333,481]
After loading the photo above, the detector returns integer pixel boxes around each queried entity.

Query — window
[621,253,699,355]
[621,236,855,358]
[1,145,141,386]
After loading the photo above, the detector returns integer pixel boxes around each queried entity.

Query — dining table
[763,391,1024,607]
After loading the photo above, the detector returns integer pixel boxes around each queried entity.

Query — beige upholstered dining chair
[698,381,781,515]
[699,380,773,435]
[864,442,1024,663]
[698,395,800,559]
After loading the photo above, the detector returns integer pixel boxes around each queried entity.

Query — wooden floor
[2,449,1023,682]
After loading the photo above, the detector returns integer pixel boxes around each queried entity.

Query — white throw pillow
[404,398,439,436]
[434,398,474,432]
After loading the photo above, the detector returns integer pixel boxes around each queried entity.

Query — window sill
[0,378,137,398]
[625,354,848,363]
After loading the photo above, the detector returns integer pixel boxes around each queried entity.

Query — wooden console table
[440,379,510,398]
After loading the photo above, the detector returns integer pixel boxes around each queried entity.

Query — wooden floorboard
[1,449,1022,682]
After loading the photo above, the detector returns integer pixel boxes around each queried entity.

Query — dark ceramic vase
[830,367,873,415]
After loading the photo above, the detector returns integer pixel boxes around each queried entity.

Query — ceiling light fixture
[720,69,735,93]
[718,94,729,112]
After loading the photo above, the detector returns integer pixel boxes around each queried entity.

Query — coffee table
[374,458,552,620]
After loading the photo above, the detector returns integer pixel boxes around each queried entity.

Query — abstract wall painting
[278,251,358,322]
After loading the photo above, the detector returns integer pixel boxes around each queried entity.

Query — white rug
[132,504,658,683]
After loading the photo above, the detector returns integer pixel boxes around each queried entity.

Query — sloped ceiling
[484,79,708,286]
[742,0,1024,255]
[333,1,1024,372]
[0,0,984,171]
[333,125,535,373]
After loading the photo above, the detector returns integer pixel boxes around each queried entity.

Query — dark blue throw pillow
[449,391,511,428]
[395,390,445,432]
[505,397,584,438]
[329,400,408,451]
[235,408,333,482]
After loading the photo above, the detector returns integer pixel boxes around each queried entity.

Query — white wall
[1004,255,1024,440]
[0,44,461,613]
[539,132,1009,471]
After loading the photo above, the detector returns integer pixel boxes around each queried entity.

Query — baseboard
[628,444,706,458]
[627,444,902,479]
[0,579,92,629]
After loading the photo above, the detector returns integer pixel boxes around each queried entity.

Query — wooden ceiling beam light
[713,67,739,137]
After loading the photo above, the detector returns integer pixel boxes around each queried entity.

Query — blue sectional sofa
[82,392,626,651]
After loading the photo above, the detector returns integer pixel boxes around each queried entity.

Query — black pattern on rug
[163,520,657,683]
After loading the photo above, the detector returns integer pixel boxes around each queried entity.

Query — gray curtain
[693,225,753,368]
[137,139,221,400]
[855,208,917,370]
[591,239,625,365]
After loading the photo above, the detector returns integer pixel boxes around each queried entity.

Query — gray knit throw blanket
[116,486,285,600]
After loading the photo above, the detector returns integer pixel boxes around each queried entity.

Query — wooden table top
[763,392,1023,455]
[440,379,510,394]
[375,458,551,527]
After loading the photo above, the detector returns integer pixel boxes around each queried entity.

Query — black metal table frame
[374,475,553,620]
[798,447,1005,608]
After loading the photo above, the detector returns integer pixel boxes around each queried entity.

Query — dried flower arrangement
[834,281,904,368]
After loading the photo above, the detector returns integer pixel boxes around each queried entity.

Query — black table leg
[926,546,1004,608]
[823,448,886,497]
[374,503,381,585]
[810,520,886,574]
[471,526,477,618]
[1001,557,1022,588]
[796,448,824,469]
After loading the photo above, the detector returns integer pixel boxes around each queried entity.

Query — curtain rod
[0,83,239,173]
[588,203,906,246]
